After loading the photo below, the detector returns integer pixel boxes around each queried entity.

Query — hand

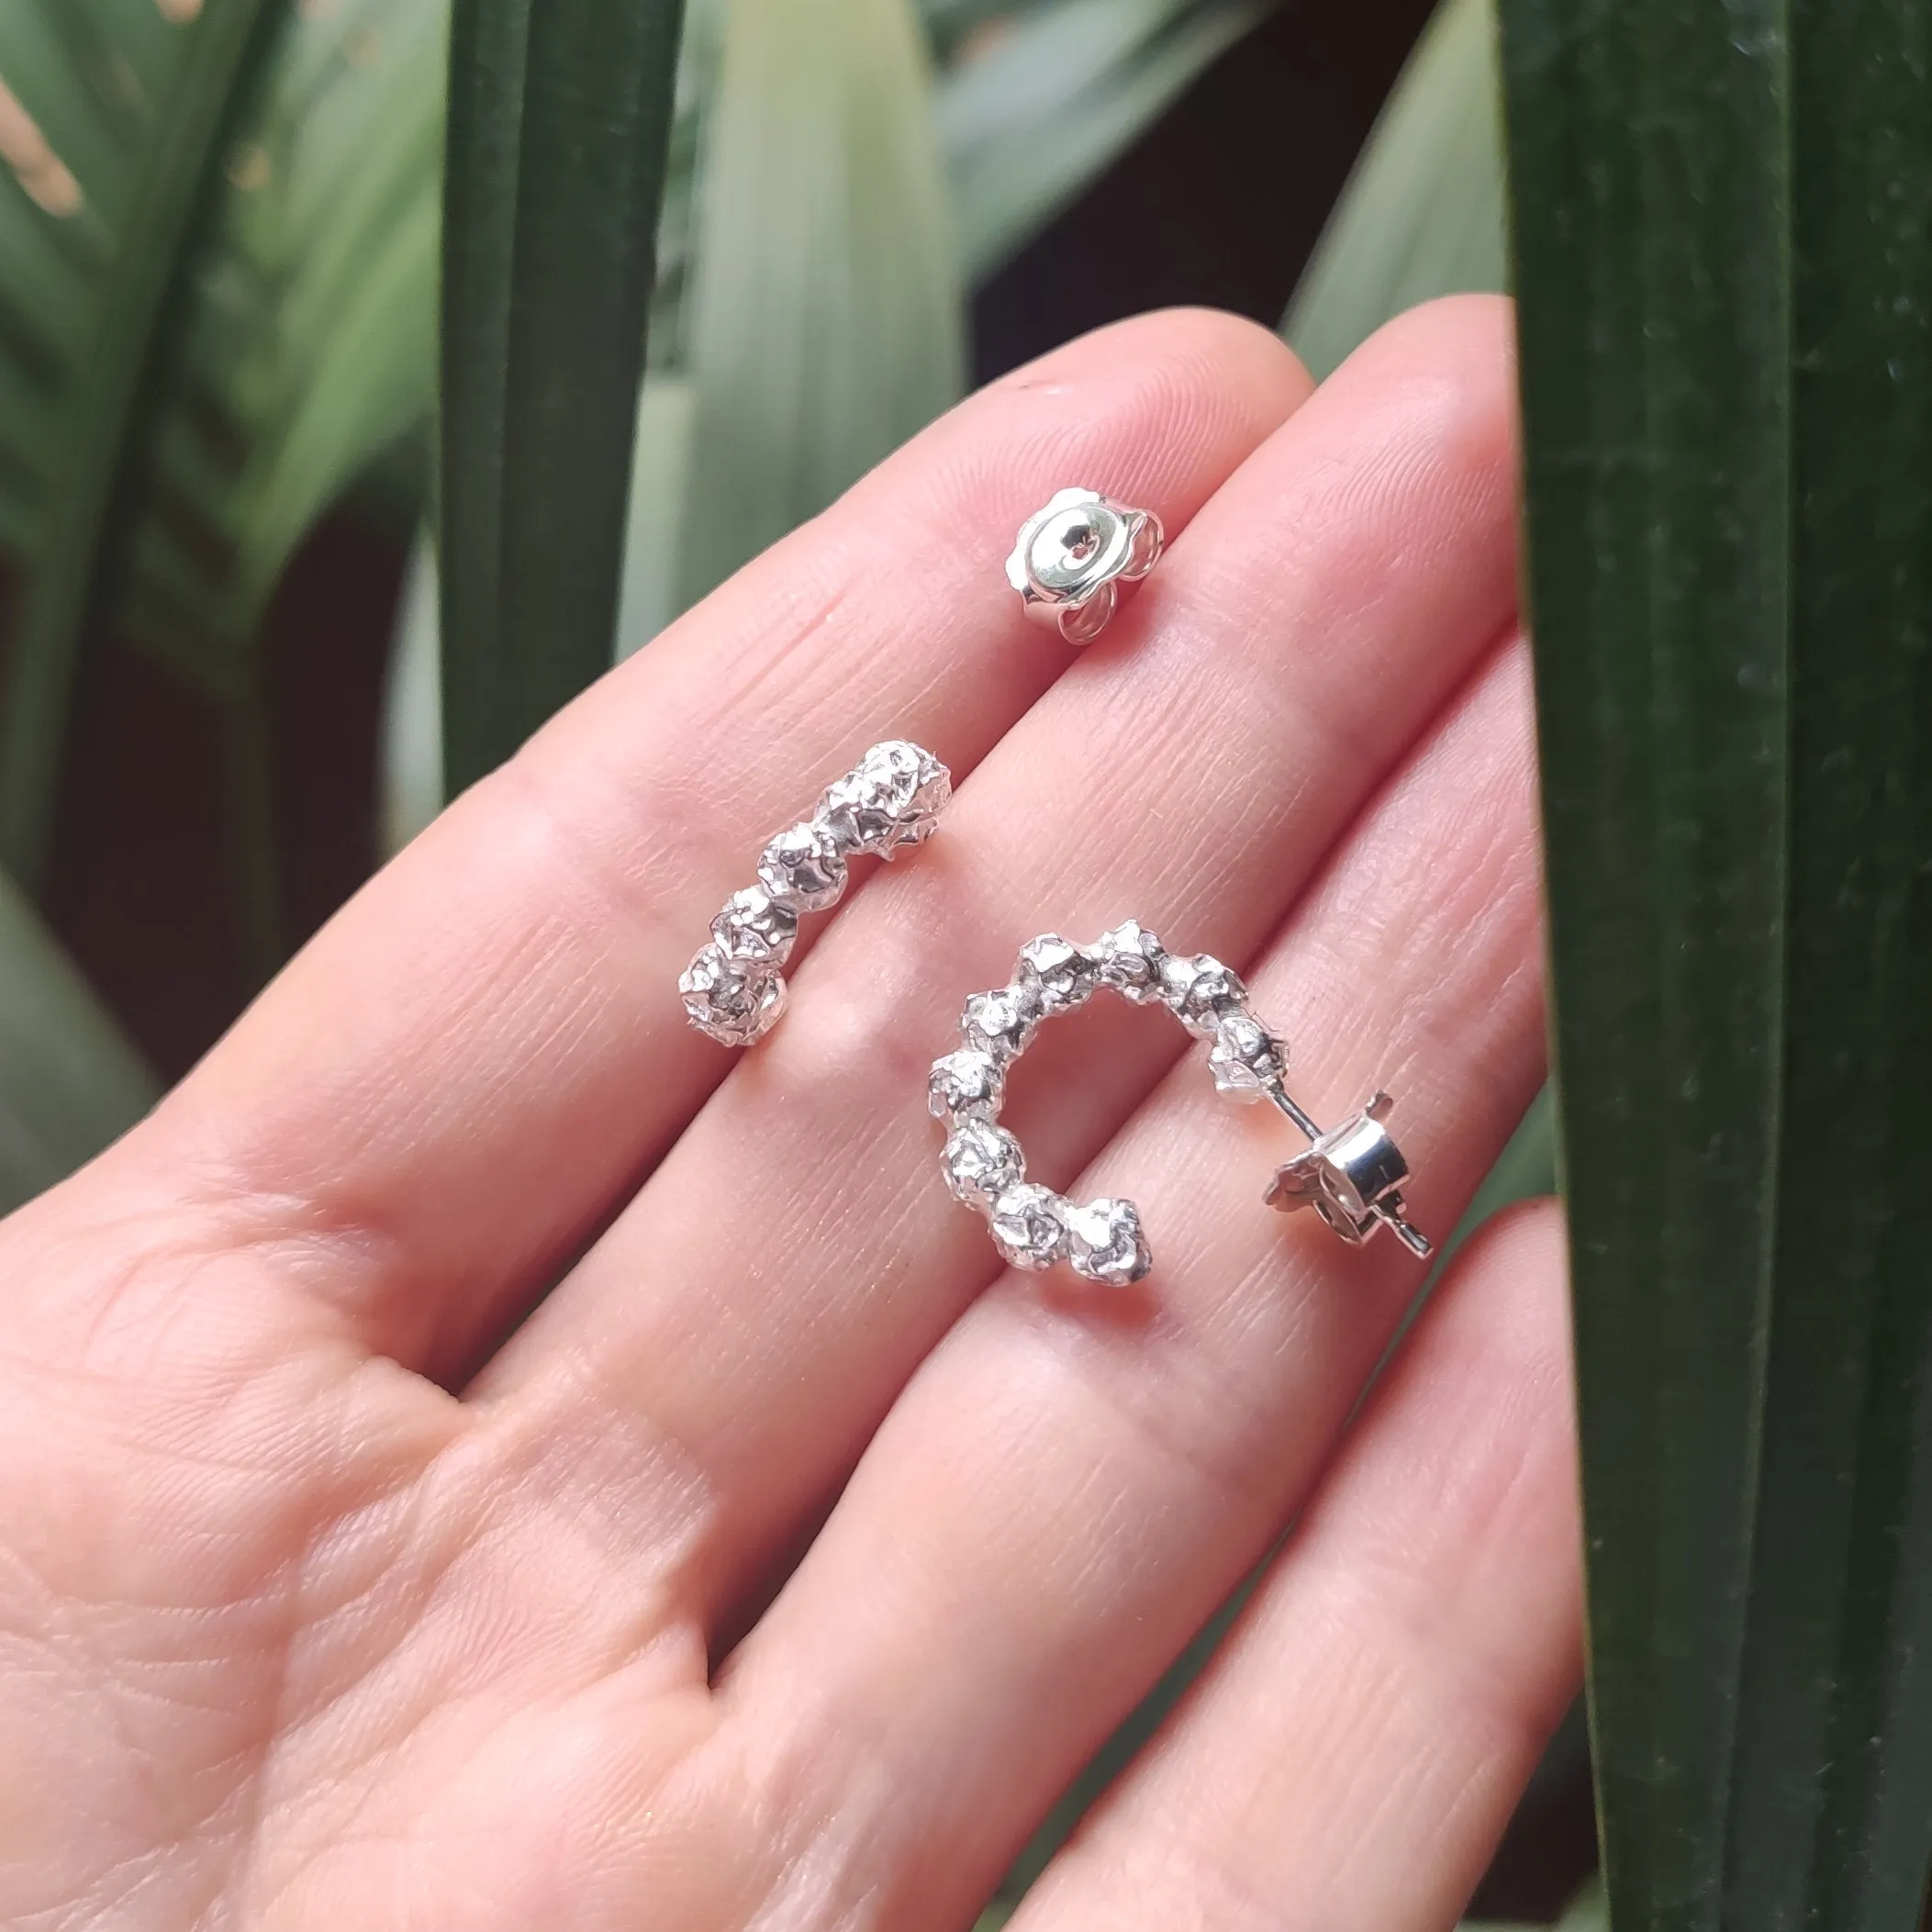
[0,298,1580,1931]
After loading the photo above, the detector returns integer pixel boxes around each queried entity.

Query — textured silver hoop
[930,923,1431,1286]
[1006,488,1164,643]
[681,741,952,1046]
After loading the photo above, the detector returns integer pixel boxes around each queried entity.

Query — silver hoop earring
[1007,488,1164,644]
[929,923,1431,1286]
[681,741,952,1046]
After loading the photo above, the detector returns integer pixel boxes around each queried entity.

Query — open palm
[0,298,1579,1931]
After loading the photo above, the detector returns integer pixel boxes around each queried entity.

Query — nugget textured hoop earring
[1007,488,1164,643]
[929,923,1431,1286]
[681,741,952,1046]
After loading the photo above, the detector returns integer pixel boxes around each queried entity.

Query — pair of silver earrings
[678,489,1431,1287]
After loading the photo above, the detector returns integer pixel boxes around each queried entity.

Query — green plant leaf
[113,0,445,702]
[0,0,447,978]
[439,0,687,795]
[613,376,696,657]
[0,868,155,1218]
[1502,0,1932,1922]
[673,0,963,610]
[935,0,1268,284]
[117,0,445,979]
[0,0,278,887]
[1505,0,1792,1905]
[379,530,442,858]
[1282,0,1504,381]
[1728,0,1932,1916]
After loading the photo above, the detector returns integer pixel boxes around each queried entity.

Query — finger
[1012,1201,1581,1932]
[707,635,1546,1925]
[52,310,1306,1379]
[473,297,1521,1635]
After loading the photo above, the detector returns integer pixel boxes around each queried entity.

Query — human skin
[0,296,1580,1931]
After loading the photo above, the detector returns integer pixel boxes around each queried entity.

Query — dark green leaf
[440,0,687,794]
[1502,0,1932,1919]
[0,869,155,1217]
[1729,0,1932,1919]
[0,0,278,886]
[1502,0,1791,1909]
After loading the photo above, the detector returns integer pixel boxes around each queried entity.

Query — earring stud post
[1260,1079,1323,1143]
[1376,1206,1435,1261]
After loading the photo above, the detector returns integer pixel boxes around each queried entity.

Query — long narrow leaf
[1726,0,1932,1919]
[673,0,963,611]
[440,0,687,793]
[1504,0,1792,1914]
[1502,0,1932,1921]
[0,0,276,885]
[114,0,446,689]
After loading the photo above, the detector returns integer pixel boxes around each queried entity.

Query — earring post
[1377,1204,1435,1261]
[1262,1080,1323,1144]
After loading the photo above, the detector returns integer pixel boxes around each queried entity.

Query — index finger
[86,310,1311,1381]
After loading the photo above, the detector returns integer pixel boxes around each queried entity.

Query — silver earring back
[1006,488,1164,644]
